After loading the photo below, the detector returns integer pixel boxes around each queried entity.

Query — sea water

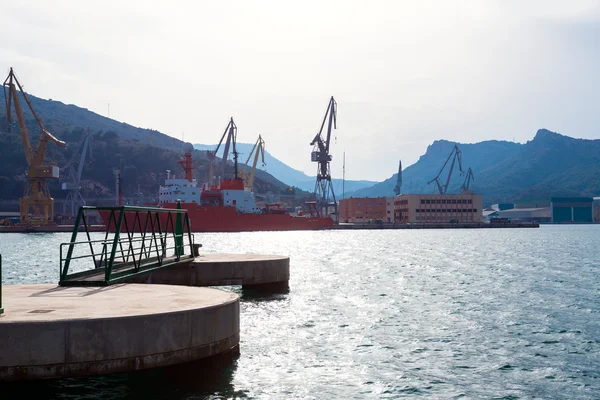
[0,225,598,399]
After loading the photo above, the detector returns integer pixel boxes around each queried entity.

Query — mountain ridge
[352,129,600,204]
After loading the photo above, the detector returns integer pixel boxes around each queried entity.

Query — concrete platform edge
[0,334,239,381]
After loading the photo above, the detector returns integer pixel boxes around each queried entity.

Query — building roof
[498,207,548,213]
[551,197,593,203]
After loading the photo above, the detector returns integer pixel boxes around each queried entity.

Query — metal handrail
[59,203,195,286]
[0,254,3,315]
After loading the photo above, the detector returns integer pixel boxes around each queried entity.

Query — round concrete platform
[0,284,239,381]
[126,253,290,290]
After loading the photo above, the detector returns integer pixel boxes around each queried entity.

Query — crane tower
[240,135,266,191]
[461,167,474,191]
[212,118,239,182]
[427,144,463,195]
[393,160,403,196]
[61,129,93,217]
[3,68,66,226]
[310,96,338,220]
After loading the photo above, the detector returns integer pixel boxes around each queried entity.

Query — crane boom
[427,144,463,195]
[4,73,33,165]
[213,118,237,180]
[461,167,474,191]
[394,160,402,196]
[241,135,265,190]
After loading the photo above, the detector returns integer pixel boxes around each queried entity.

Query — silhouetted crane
[310,96,337,219]
[461,167,474,191]
[240,135,265,191]
[394,160,403,196]
[213,118,239,182]
[61,129,93,216]
[427,144,463,194]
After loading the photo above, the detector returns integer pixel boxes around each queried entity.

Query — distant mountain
[0,89,310,208]
[475,129,600,203]
[352,129,600,205]
[193,143,377,194]
[352,139,521,198]
[0,90,183,152]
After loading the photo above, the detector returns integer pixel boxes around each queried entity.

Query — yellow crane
[240,135,265,191]
[3,67,66,226]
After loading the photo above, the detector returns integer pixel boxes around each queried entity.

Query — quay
[0,205,290,382]
[0,225,105,233]
[0,284,239,381]
[327,221,540,229]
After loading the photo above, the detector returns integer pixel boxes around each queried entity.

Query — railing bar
[151,212,162,263]
[136,213,146,263]
[61,207,84,281]
[122,213,133,264]
[141,211,152,259]
[186,212,194,257]
[107,207,125,284]
[81,211,99,268]
[128,212,139,270]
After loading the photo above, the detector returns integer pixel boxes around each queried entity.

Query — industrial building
[392,191,483,224]
[551,197,593,223]
[385,198,394,223]
[338,197,387,223]
[493,207,551,223]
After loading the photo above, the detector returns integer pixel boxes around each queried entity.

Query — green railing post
[106,207,125,284]
[0,254,4,315]
[175,200,184,256]
[61,207,83,281]
[58,205,194,286]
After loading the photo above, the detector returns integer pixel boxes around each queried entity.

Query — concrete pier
[0,284,239,381]
[125,254,290,291]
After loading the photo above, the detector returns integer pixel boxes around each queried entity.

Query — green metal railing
[59,203,195,286]
[0,254,3,315]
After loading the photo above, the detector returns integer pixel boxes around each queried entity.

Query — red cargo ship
[99,146,333,232]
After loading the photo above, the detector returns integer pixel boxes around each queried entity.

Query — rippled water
[1,225,599,399]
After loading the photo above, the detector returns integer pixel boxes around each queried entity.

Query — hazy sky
[2,1,600,181]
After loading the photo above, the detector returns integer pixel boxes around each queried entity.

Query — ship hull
[98,203,333,233]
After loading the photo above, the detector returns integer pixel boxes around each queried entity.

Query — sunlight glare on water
[0,225,599,399]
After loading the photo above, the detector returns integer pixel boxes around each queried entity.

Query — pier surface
[125,253,290,290]
[0,284,239,381]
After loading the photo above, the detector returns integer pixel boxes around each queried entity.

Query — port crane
[310,96,338,219]
[393,160,403,196]
[212,117,239,183]
[3,67,66,225]
[61,129,93,217]
[427,144,463,195]
[240,135,265,191]
[461,167,474,191]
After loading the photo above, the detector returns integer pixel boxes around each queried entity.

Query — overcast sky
[2,1,600,181]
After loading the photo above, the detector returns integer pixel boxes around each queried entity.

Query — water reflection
[0,356,240,400]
